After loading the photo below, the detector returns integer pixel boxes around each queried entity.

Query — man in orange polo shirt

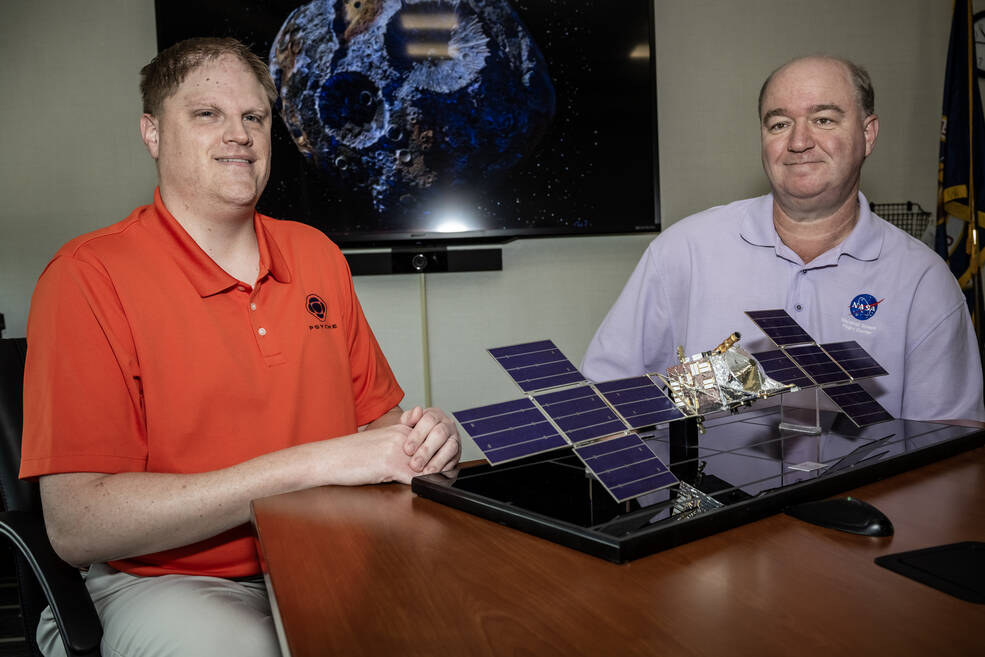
[20,37,461,657]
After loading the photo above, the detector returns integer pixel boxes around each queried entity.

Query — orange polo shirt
[21,188,403,577]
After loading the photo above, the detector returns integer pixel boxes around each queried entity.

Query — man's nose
[787,120,814,152]
[224,119,251,145]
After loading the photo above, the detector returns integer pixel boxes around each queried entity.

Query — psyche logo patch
[306,293,337,330]
[306,293,327,321]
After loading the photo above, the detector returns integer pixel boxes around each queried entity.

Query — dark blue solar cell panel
[452,398,568,465]
[574,432,654,471]
[608,470,680,501]
[486,435,570,463]
[820,341,888,381]
[745,309,815,347]
[594,377,686,427]
[573,434,678,502]
[488,340,585,392]
[785,344,849,385]
[456,405,547,439]
[574,432,641,459]
[823,383,894,427]
[534,386,626,443]
[454,397,533,423]
[751,349,813,388]
[595,460,673,489]
[488,340,557,358]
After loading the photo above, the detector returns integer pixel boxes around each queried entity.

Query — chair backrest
[0,337,47,656]
[0,338,38,514]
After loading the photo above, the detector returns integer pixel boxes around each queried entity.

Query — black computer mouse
[785,496,894,537]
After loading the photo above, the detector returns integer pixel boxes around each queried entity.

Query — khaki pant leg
[36,563,279,657]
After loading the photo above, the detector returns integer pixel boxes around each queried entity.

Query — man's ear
[862,114,879,158]
[140,113,160,159]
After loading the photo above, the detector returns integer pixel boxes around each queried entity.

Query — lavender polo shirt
[582,193,985,422]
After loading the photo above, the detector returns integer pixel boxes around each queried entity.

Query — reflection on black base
[412,408,985,562]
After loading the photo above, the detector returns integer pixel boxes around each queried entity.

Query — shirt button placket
[790,268,808,313]
[250,286,275,358]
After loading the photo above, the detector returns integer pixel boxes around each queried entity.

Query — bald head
[758,56,875,120]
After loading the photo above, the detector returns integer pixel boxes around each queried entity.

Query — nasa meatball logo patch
[849,293,882,321]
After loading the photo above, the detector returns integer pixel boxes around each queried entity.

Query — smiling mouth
[216,157,252,164]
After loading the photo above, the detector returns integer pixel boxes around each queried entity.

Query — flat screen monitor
[155,0,659,247]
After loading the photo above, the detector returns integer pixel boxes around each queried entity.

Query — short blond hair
[140,37,277,116]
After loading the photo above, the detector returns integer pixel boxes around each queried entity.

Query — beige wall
[1,0,159,336]
[0,0,956,459]
[655,0,951,223]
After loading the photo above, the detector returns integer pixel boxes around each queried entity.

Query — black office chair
[0,338,102,656]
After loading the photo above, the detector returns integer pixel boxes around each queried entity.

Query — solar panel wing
[751,349,813,388]
[822,383,894,427]
[594,376,687,428]
[453,398,568,465]
[573,434,679,502]
[534,386,627,444]
[785,344,850,385]
[745,309,815,347]
[488,340,585,392]
[820,341,888,380]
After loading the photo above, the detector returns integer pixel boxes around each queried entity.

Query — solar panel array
[594,376,687,428]
[745,309,814,347]
[488,340,585,392]
[823,383,894,426]
[785,344,849,385]
[454,340,682,502]
[455,312,894,502]
[751,349,813,388]
[454,398,567,465]
[745,309,892,427]
[821,341,888,380]
[573,433,679,502]
[534,386,626,444]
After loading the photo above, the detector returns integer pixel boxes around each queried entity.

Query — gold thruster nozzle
[713,332,741,355]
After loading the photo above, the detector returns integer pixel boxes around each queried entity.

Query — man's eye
[245,114,261,123]
[815,117,834,126]
[767,121,788,132]
[196,110,215,118]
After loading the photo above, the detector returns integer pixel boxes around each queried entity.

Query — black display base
[344,246,502,276]
[412,408,985,563]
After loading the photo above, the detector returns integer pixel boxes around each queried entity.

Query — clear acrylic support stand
[778,388,822,434]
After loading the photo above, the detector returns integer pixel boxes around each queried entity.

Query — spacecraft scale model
[452,309,893,504]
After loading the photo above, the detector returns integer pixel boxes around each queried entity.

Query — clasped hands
[377,406,460,483]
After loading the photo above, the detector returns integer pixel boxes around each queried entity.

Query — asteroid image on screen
[154,0,658,246]
[270,0,556,218]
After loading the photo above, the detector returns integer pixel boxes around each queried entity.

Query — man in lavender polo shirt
[583,56,984,422]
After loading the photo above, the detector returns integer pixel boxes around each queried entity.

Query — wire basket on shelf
[869,201,932,239]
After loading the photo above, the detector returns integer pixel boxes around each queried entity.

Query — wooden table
[251,447,985,657]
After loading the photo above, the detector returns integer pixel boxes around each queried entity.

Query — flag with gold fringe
[936,0,985,317]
